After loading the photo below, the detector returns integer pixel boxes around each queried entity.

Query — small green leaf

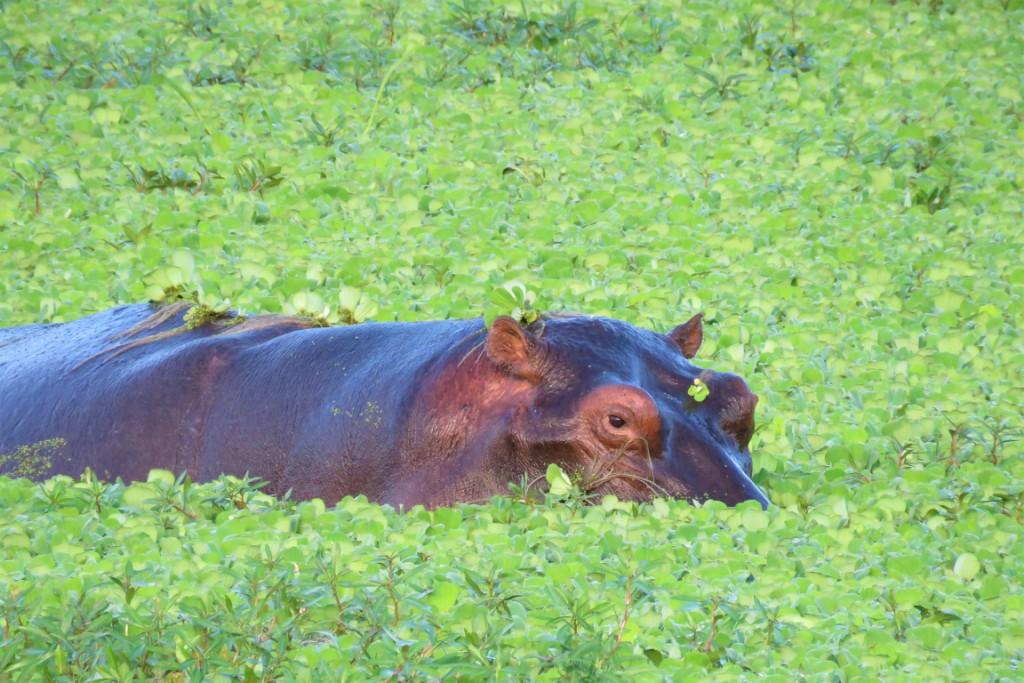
[339,286,362,312]
[687,378,710,402]
[953,553,981,581]
[545,464,572,497]
[146,469,175,485]
[428,581,461,612]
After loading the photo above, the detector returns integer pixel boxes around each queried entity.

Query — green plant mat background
[0,0,1021,679]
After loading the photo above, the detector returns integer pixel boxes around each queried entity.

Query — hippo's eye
[607,414,627,429]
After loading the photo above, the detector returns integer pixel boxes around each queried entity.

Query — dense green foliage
[1,469,1021,681]
[1,0,1021,679]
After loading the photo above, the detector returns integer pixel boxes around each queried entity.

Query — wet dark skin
[0,304,770,508]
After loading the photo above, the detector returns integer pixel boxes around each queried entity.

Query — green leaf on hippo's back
[145,266,187,292]
[353,298,378,322]
[338,286,363,312]
[337,286,377,323]
[288,291,327,318]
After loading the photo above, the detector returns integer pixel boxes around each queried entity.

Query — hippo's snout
[700,452,771,509]
[730,469,771,509]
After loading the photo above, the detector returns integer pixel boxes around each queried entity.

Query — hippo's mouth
[577,445,691,501]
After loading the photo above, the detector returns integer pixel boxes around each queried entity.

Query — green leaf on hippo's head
[687,378,710,402]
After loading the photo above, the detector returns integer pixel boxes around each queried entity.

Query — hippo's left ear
[485,316,542,382]
[668,313,703,359]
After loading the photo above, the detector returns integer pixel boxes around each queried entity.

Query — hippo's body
[0,303,769,508]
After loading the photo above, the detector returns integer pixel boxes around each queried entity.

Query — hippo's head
[478,313,770,508]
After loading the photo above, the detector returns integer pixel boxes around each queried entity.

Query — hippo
[0,302,769,508]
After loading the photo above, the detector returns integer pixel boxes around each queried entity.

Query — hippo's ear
[668,313,703,359]
[485,316,541,382]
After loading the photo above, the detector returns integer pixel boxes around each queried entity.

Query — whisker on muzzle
[578,439,681,501]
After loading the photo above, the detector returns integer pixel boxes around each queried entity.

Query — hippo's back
[0,304,167,426]
[0,305,154,377]
[0,304,485,487]
[1,306,186,472]
[194,316,486,497]
[0,304,291,479]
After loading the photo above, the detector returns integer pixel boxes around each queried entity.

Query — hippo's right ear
[485,316,541,382]
[668,313,703,359]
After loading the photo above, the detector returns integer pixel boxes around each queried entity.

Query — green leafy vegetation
[1,0,1021,678]
[1,469,1021,680]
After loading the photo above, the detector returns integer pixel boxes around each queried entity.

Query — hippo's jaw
[552,431,689,503]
